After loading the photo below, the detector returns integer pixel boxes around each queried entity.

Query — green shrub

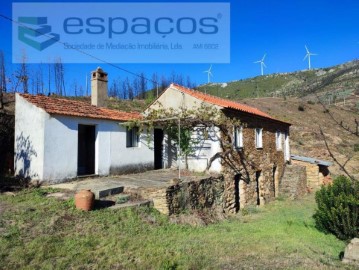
[354,144,359,152]
[313,176,359,240]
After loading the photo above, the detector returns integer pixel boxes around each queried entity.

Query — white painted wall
[14,94,46,179]
[42,116,154,183]
[148,86,222,173]
[15,95,154,183]
[284,130,290,162]
[187,126,222,173]
[147,85,221,112]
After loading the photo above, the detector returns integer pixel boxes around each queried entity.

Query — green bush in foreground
[313,176,359,240]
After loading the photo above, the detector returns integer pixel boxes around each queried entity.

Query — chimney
[91,67,108,107]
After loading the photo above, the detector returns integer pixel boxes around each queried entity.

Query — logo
[13,3,230,63]
[18,17,60,51]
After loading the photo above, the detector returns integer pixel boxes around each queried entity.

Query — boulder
[342,238,359,265]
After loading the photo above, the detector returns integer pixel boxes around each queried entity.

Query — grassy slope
[0,189,352,270]
[197,61,359,105]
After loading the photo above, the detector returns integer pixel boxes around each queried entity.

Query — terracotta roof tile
[20,94,141,121]
[170,83,290,124]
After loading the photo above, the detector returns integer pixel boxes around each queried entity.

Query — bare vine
[128,103,254,173]
[319,126,355,181]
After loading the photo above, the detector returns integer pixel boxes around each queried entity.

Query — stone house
[14,68,154,183]
[147,83,291,212]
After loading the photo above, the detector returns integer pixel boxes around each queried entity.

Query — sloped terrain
[198,60,359,112]
[241,97,359,178]
[196,60,359,178]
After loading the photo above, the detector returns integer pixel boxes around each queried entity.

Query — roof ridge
[171,83,243,104]
[19,93,141,121]
[170,83,290,125]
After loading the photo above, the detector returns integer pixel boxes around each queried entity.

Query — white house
[14,68,154,183]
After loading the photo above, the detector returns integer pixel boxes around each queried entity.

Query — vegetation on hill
[197,60,359,111]
[241,97,359,179]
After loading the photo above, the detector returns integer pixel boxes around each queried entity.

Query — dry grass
[241,97,359,178]
[0,188,353,269]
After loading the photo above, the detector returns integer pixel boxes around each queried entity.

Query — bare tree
[186,75,196,89]
[121,78,128,99]
[175,73,184,85]
[109,77,120,98]
[315,94,358,180]
[78,85,84,97]
[319,127,355,181]
[14,53,29,93]
[123,77,133,100]
[32,64,44,94]
[152,72,159,97]
[139,72,147,99]
[53,57,66,96]
[71,80,79,96]
[47,63,51,95]
[132,77,139,99]
[160,75,168,92]
[0,51,6,109]
[170,71,176,84]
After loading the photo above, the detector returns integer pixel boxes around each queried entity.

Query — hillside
[197,60,359,111]
[195,60,359,178]
[241,97,359,178]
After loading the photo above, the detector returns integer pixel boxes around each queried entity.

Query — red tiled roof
[170,83,290,124]
[20,94,141,121]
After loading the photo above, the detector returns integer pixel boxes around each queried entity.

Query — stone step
[108,200,153,210]
[96,186,124,199]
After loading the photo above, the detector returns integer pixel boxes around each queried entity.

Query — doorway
[234,174,241,212]
[154,128,164,170]
[256,171,261,205]
[272,166,277,197]
[78,125,96,176]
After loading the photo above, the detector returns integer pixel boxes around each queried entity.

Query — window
[233,126,243,148]
[276,130,282,150]
[255,128,263,148]
[126,127,139,147]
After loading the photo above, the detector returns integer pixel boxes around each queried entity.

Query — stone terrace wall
[146,175,225,215]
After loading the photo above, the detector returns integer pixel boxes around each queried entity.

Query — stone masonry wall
[292,160,321,189]
[146,175,225,215]
[222,110,290,213]
[279,164,307,199]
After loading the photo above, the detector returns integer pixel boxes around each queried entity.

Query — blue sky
[1,0,358,94]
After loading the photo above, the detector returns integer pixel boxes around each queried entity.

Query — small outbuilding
[291,154,332,189]
[14,68,154,183]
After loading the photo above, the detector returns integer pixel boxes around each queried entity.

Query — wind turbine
[203,65,213,84]
[254,54,267,76]
[303,45,317,70]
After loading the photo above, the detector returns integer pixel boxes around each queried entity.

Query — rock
[3,191,15,196]
[343,238,359,265]
[169,178,181,185]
